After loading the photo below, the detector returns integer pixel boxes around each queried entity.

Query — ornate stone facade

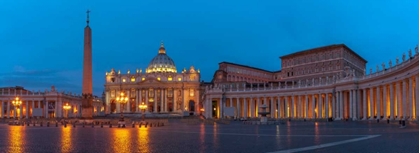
[204,44,419,121]
[104,43,201,115]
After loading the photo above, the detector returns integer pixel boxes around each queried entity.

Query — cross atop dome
[158,41,166,54]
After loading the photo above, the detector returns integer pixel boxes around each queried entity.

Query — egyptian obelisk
[81,10,93,118]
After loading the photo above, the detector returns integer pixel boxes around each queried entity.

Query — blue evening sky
[0,0,418,96]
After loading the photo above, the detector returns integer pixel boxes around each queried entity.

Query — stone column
[340,91,344,120]
[181,89,185,112]
[362,89,367,120]
[305,95,308,119]
[116,93,121,113]
[172,89,176,111]
[402,80,407,119]
[291,96,295,119]
[270,97,277,118]
[383,85,387,120]
[396,82,401,119]
[154,89,158,113]
[332,92,336,119]
[244,98,248,118]
[161,89,164,113]
[135,89,139,112]
[219,97,223,118]
[326,93,329,119]
[32,100,35,117]
[7,101,10,118]
[164,89,168,112]
[352,89,357,120]
[254,97,258,117]
[408,78,413,120]
[369,88,373,120]
[25,101,29,119]
[250,97,255,118]
[296,95,302,119]
[390,83,395,120]
[237,97,241,118]
[318,93,322,119]
[376,87,381,120]
[145,90,149,113]
[416,76,419,120]
[0,101,3,118]
[349,90,352,119]
[277,96,281,119]
[311,94,315,119]
[45,101,49,119]
[285,96,289,118]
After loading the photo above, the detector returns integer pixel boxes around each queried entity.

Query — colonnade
[0,99,83,119]
[204,76,418,121]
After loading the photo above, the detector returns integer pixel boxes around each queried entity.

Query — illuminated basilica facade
[203,44,419,121]
[104,43,201,115]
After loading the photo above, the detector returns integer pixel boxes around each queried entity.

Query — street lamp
[63,103,71,118]
[116,91,129,114]
[139,102,147,121]
[12,96,22,120]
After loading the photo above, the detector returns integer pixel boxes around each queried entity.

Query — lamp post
[12,96,22,120]
[63,103,71,118]
[139,102,147,121]
[116,91,129,114]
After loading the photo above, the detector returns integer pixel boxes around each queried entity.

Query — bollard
[399,120,402,125]
[73,123,76,128]
[27,122,30,126]
[92,123,94,128]
[101,124,103,128]
[82,123,85,128]
[40,122,43,127]
[139,123,142,128]
[56,122,58,127]
[109,124,112,128]
[64,124,67,128]
[47,122,50,127]
[33,122,35,126]
[387,119,389,124]
[132,124,135,128]
[402,120,406,127]
[377,119,379,123]
[122,124,125,128]
[145,123,148,128]
[304,119,306,122]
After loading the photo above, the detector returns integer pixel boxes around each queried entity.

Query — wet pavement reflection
[0,120,416,153]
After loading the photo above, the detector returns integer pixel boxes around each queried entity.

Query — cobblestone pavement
[0,120,417,153]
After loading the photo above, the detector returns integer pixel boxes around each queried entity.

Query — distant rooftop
[219,61,275,73]
[279,44,368,63]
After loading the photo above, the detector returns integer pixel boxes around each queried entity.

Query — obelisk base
[81,107,93,119]
[81,94,93,119]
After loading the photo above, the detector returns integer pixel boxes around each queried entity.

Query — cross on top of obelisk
[86,9,90,25]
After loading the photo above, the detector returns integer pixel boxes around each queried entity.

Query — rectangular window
[189,89,194,97]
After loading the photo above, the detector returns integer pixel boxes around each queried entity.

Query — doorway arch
[189,100,195,115]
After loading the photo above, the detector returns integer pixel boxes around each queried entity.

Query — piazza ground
[0,120,417,153]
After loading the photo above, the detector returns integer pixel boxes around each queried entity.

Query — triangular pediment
[139,76,164,84]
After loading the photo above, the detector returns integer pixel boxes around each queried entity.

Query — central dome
[146,42,177,73]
